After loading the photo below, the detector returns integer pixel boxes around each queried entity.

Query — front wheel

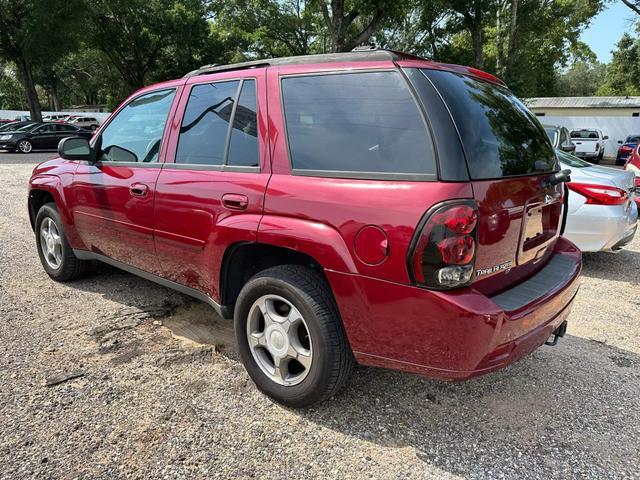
[17,139,33,153]
[35,203,90,281]
[234,265,354,408]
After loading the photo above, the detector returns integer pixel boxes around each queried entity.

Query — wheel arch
[28,176,74,234]
[220,242,332,312]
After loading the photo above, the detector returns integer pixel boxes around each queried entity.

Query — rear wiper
[541,169,571,188]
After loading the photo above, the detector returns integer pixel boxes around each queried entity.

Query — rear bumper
[328,237,582,380]
[564,201,638,252]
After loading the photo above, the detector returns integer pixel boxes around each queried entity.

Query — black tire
[35,203,90,281]
[234,265,354,408]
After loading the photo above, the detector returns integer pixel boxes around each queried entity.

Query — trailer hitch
[545,320,568,346]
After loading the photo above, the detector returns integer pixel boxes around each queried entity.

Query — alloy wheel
[40,217,63,269]
[246,294,313,386]
[18,140,32,153]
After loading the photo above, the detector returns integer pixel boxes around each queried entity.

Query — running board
[72,249,232,319]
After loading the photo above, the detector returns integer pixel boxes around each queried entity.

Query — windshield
[626,136,640,143]
[16,123,40,132]
[556,149,592,168]
[571,130,599,139]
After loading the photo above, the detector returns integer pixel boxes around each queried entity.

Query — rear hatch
[421,69,563,296]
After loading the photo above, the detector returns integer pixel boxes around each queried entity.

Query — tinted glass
[99,89,175,163]
[570,130,599,139]
[55,124,76,132]
[227,80,259,167]
[176,81,239,165]
[424,69,557,179]
[544,127,558,146]
[16,123,38,132]
[281,71,434,175]
[626,136,640,143]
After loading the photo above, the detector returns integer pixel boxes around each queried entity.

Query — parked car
[623,146,640,210]
[569,128,608,163]
[43,114,69,122]
[557,150,637,252]
[0,122,91,153]
[0,120,35,133]
[13,115,31,121]
[616,134,640,166]
[28,50,581,407]
[544,125,576,153]
[65,115,100,131]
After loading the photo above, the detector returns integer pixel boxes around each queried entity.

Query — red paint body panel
[69,163,164,274]
[27,54,583,383]
[327,237,580,378]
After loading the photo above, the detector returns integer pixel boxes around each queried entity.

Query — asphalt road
[0,155,639,479]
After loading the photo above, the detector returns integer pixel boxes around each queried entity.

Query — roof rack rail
[182,49,427,78]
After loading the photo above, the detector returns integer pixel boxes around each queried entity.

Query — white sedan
[558,150,638,252]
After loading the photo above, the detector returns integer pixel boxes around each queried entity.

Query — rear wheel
[35,203,90,281]
[234,265,354,407]
[18,139,33,153]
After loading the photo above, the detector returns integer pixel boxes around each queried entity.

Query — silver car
[558,150,638,252]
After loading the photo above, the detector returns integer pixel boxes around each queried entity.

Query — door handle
[130,183,149,197]
[222,193,249,210]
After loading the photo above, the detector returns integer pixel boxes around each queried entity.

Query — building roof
[183,48,425,78]
[525,96,640,109]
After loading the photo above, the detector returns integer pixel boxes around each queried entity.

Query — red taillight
[595,142,600,152]
[620,146,632,154]
[567,182,628,206]
[409,201,478,289]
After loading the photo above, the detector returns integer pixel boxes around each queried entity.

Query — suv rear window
[422,69,557,179]
[281,71,435,179]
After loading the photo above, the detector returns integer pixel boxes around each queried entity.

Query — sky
[580,1,637,63]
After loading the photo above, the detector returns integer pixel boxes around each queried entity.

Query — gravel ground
[1,157,639,479]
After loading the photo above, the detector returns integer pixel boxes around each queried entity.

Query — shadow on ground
[582,249,640,285]
[65,260,640,478]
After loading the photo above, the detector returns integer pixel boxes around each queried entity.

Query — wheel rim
[246,294,313,386]
[40,217,63,269]
[19,140,32,153]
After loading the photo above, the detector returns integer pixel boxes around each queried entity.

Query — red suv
[28,50,581,407]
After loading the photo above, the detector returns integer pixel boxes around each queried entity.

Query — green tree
[86,0,210,92]
[0,64,27,110]
[556,60,607,96]
[0,0,84,121]
[211,0,323,58]
[598,30,640,95]
[316,0,407,52]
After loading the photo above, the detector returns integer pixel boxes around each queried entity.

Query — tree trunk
[496,4,505,75]
[505,0,519,82]
[51,84,61,111]
[471,22,484,69]
[15,55,42,122]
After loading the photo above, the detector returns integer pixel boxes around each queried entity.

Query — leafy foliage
[0,0,633,114]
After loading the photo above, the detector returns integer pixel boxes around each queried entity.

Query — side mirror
[603,135,609,140]
[618,140,623,144]
[58,136,93,161]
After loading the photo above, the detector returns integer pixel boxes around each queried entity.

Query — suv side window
[98,89,175,163]
[281,71,435,178]
[175,79,259,168]
[227,79,259,167]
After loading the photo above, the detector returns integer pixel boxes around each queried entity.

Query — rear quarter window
[422,69,557,179]
[281,71,435,179]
